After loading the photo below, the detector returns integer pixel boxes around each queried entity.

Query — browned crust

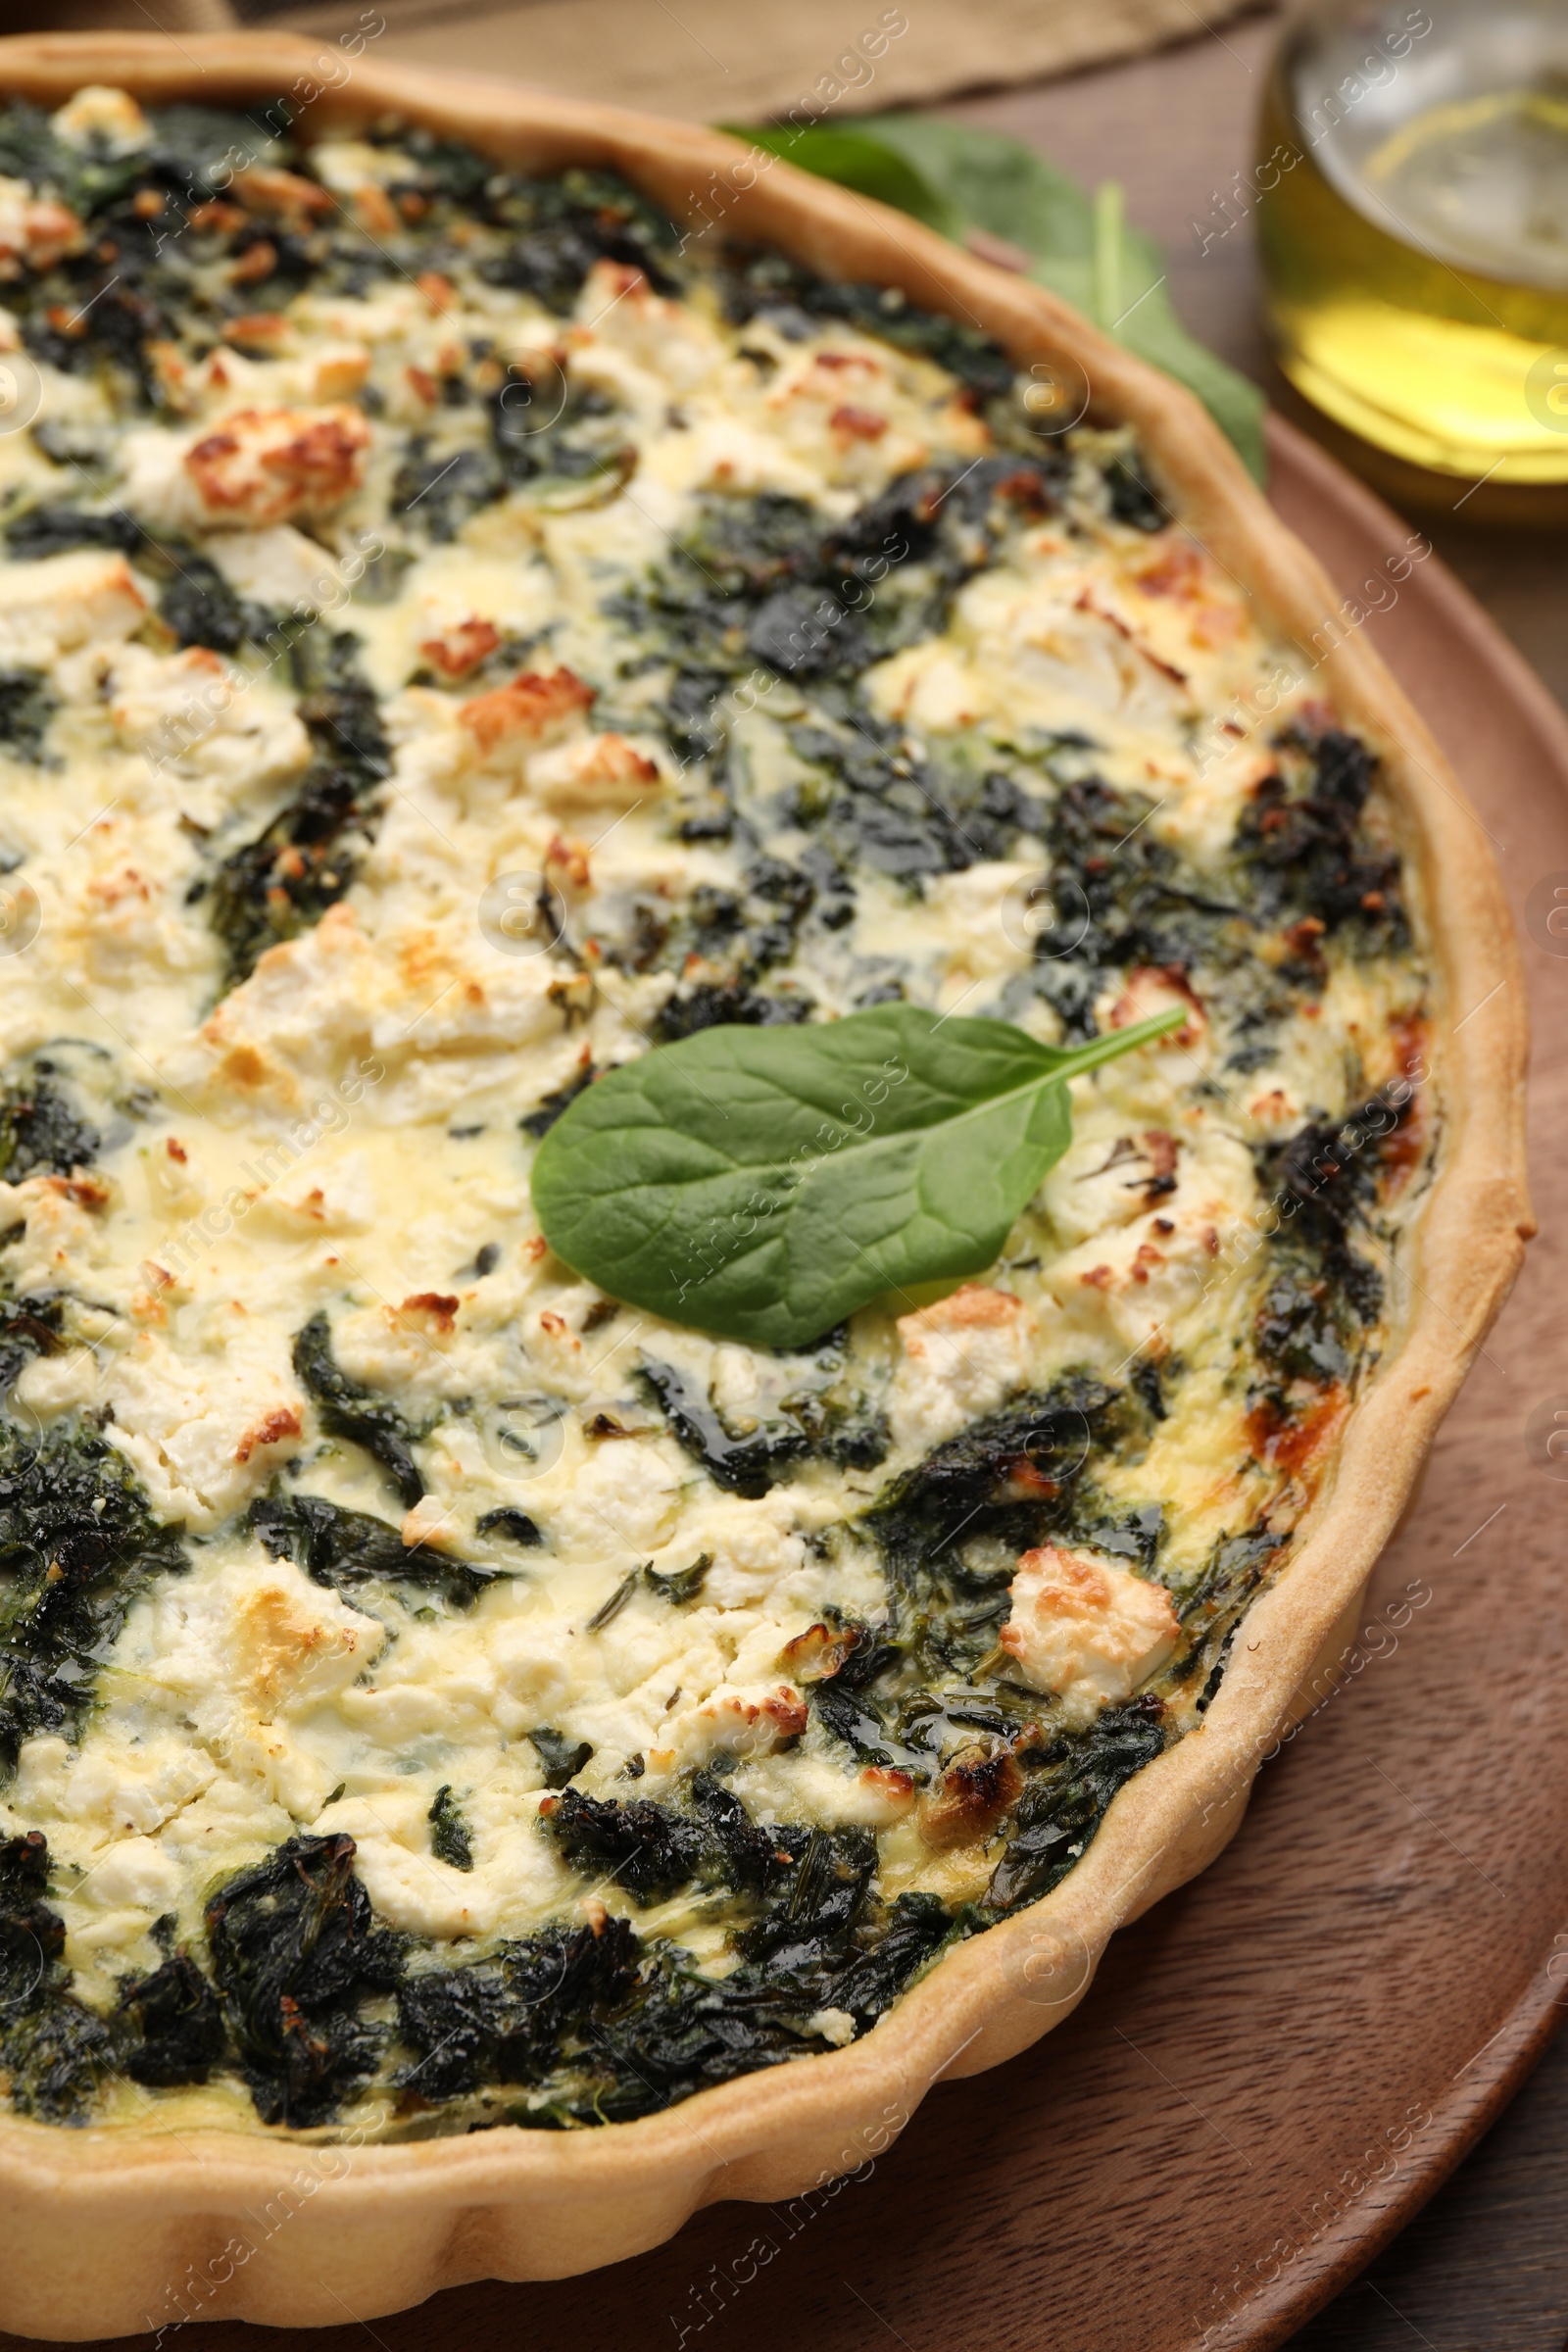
[0,35,1532,2339]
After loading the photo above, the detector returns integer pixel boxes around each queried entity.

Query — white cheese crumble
[1001,1544,1181,1725]
[0,100,1426,2060]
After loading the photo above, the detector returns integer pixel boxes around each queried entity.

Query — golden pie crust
[0,33,1530,2338]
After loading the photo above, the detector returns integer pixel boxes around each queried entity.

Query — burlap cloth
[6,0,1259,116]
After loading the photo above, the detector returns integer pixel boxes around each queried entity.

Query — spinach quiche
[0,37,1526,2314]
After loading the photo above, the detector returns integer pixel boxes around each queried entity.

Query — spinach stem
[1094,179,1125,330]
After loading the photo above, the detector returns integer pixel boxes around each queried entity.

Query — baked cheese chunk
[1001,1544,1181,1727]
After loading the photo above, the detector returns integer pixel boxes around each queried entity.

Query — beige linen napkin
[4,0,1258,115]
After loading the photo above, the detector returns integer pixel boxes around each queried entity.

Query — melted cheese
[0,99,1430,2127]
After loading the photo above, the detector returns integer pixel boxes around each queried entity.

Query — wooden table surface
[956,21,1568,2346]
[0,20,1558,2350]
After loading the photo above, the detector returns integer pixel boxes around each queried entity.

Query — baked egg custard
[0,89,1429,2135]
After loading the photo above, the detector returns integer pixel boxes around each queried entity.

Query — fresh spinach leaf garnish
[532,1002,1185,1348]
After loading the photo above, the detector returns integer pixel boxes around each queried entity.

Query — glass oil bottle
[1258,0,1568,487]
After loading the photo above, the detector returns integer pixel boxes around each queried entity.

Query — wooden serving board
[6,416,1563,2352]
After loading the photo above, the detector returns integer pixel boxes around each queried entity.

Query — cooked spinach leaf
[116,1950,225,2088]
[159,551,261,654]
[1173,1525,1291,1717]
[391,442,505,542]
[0,1830,111,2121]
[0,1421,188,1773]
[581,1847,949,2121]
[251,1490,495,1609]
[644,1552,711,1605]
[475,1505,543,1548]
[795,1378,1129,1766]
[717,242,1012,398]
[1022,773,1243,1043]
[0,1293,64,1396]
[749,115,1266,476]
[980,1694,1167,1912]
[0,1058,99,1182]
[489,368,635,498]
[542,1772,804,1907]
[540,1787,716,1905]
[396,1915,639,2102]
[1249,1085,1411,1405]
[478,165,683,312]
[1234,729,1405,948]
[739,1822,875,1962]
[866,1377,1122,1594]
[0,668,58,764]
[5,505,144,561]
[638,1352,884,1495]
[512,1781,953,2121]
[615,459,1061,708]
[786,715,1047,882]
[289,1312,428,1507]
[1009,731,1398,1062]
[207,638,389,989]
[427,1787,474,1872]
[205,1833,403,2128]
[638,1356,810,1495]
[528,1726,595,1788]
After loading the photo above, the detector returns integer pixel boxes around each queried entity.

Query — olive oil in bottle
[1258,0,1568,483]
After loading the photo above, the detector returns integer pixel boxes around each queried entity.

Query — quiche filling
[0,92,1429,2136]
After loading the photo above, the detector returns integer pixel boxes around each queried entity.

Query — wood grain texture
[0,34,1549,2339]
[0,414,1556,2352]
[1292,2023,1568,2347]
[956,47,1568,2335]
[242,0,1263,121]
[0,44,1532,2346]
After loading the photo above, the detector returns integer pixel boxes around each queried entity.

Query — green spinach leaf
[739,115,1266,480]
[532,1002,1183,1348]
[721,122,964,236]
